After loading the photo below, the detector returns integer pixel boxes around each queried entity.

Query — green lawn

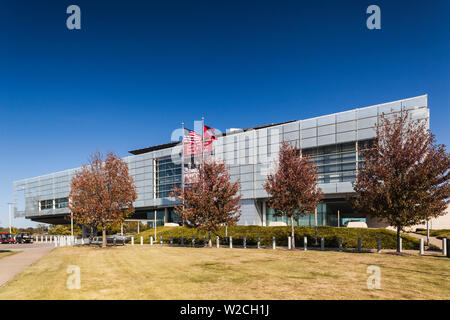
[0,246,448,300]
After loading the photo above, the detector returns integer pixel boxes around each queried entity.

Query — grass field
[0,246,448,300]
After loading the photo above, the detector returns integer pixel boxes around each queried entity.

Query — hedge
[415,229,450,240]
[134,226,424,250]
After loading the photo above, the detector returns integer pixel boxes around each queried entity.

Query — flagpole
[201,116,205,162]
[181,121,185,227]
[181,121,185,191]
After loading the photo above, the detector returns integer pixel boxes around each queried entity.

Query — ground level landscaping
[0,246,448,299]
[415,229,450,240]
[135,226,433,250]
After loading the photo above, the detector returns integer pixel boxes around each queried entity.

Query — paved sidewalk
[0,248,53,287]
[406,232,444,250]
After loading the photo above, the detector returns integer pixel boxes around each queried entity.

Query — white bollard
[140,236,143,246]
[150,236,153,246]
[216,236,220,248]
[320,237,325,251]
[288,236,292,250]
[420,238,424,255]
[272,236,276,250]
[229,236,233,249]
[304,236,307,251]
[131,237,134,245]
[443,238,447,256]
[399,237,402,253]
[81,238,84,245]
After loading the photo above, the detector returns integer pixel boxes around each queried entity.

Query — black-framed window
[40,199,53,210]
[55,198,68,208]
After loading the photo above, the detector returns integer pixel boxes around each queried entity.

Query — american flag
[183,125,216,156]
[183,128,202,156]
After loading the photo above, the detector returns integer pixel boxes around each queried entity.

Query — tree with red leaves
[172,157,241,247]
[264,141,323,249]
[352,110,449,252]
[69,152,138,248]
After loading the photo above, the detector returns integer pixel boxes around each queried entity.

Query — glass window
[156,157,182,198]
[302,142,358,184]
[266,205,326,226]
[40,199,53,210]
[55,198,68,209]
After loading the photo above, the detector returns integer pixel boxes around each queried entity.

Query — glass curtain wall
[156,157,182,198]
[302,142,357,184]
[266,203,328,226]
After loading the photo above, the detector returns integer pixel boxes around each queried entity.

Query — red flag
[203,125,216,153]
[203,125,216,140]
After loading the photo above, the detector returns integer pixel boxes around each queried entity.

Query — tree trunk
[396,226,401,253]
[102,227,107,248]
[208,231,212,247]
[290,215,295,249]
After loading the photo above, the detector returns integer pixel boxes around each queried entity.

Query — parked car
[0,232,16,244]
[15,232,33,244]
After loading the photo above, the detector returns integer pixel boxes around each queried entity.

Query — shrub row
[135,226,422,250]
[415,229,450,240]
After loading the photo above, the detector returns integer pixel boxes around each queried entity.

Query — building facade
[13,95,430,228]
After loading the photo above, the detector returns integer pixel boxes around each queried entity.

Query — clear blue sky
[1,0,449,227]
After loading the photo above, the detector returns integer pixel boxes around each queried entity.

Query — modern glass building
[13,95,429,228]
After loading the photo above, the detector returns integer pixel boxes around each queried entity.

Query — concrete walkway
[0,247,53,287]
[406,232,444,250]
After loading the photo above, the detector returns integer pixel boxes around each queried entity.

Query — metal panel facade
[14,95,429,225]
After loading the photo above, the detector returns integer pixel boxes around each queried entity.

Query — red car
[0,233,16,244]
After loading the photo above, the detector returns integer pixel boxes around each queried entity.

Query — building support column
[337,210,340,227]
[262,201,267,226]
[70,212,74,237]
